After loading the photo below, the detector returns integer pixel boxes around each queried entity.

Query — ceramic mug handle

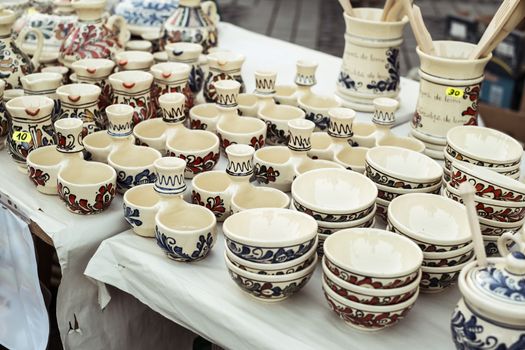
[497,229,525,257]
[16,28,44,70]
[201,1,219,24]
[106,15,130,46]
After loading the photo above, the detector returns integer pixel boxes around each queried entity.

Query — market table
[82,23,467,350]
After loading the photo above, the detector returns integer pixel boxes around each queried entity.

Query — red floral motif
[250,134,265,150]
[461,85,480,126]
[475,202,525,223]
[28,166,50,187]
[190,119,207,130]
[58,182,115,214]
[451,169,523,202]
[220,135,234,150]
[191,191,226,218]
[169,151,220,175]
[412,111,422,129]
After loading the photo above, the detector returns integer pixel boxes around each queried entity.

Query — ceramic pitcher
[166,42,205,99]
[57,83,102,136]
[161,0,219,53]
[203,51,245,103]
[150,62,192,115]
[0,9,45,89]
[59,0,129,68]
[71,58,116,129]
[336,8,408,112]
[109,70,156,126]
[21,72,63,122]
[6,95,56,168]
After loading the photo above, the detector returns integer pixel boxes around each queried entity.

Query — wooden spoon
[338,0,355,17]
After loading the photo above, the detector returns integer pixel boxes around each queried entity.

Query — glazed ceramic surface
[115,0,178,36]
[56,83,102,135]
[165,42,205,97]
[20,72,62,123]
[150,62,193,114]
[203,51,244,103]
[114,50,154,71]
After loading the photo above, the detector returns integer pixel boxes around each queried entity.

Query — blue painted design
[123,204,142,226]
[338,72,362,91]
[226,237,316,264]
[228,269,311,299]
[188,65,204,94]
[117,169,157,191]
[472,264,525,303]
[304,111,329,131]
[155,226,214,262]
[366,48,400,93]
[116,0,179,27]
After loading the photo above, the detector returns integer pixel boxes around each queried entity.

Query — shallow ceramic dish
[444,183,525,223]
[322,259,421,306]
[223,208,318,264]
[449,161,525,202]
[322,279,419,331]
[388,193,472,249]
[188,103,218,131]
[224,237,317,276]
[291,168,377,223]
[420,254,475,293]
[323,228,423,289]
[225,250,317,302]
[365,146,443,189]
[446,126,522,168]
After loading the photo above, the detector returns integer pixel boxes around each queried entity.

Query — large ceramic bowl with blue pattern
[115,0,179,36]
[223,208,318,264]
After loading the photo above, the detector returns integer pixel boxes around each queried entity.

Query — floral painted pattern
[155,227,214,262]
[293,200,375,223]
[191,191,226,219]
[461,85,481,126]
[252,163,280,184]
[123,204,142,227]
[226,237,316,264]
[57,182,115,215]
[365,162,441,189]
[450,169,524,202]
[265,121,288,145]
[169,151,219,175]
[117,169,156,192]
[28,166,50,187]
[366,48,400,93]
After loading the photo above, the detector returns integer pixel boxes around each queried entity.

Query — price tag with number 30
[446,87,464,98]
[12,131,32,143]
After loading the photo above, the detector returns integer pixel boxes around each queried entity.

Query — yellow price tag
[446,87,464,98]
[12,131,32,143]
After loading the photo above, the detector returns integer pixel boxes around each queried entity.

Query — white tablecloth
[82,23,462,350]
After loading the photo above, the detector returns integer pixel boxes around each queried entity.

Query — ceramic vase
[56,83,102,136]
[161,0,219,53]
[203,51,245,103]
[165,42,205,99]
[58,0,129,68]
[336,8,408,112]
[20,72,63,122]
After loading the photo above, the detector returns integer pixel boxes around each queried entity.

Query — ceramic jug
[165,42,205,99]
[161,0,219,53]
[58,0,129,68]
[57,83,102,135]
[20,72,63,122]
[203,51,245,103]
[150,62,192,115]
[71,58,116,129]
[109,70,156,126]
[6,95,56,170]
[0,9,45,89]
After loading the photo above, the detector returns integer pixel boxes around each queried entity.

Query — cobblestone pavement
[217,0,499,75]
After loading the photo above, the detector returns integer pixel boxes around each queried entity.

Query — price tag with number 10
[12,131,32,143]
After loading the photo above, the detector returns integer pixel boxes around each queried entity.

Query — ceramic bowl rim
[167,129,220,154]
[217,116,266,136]
[123,183,160,210]
[57,162,116,188]
[231,187,290,212]
[375,180,442,194]
[421,254,475,273]
[446,182,525,208]
[107,146,162,170]
[155,204,216,235]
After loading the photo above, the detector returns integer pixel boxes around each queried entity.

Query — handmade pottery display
[125,40,153,52]
[365,146,443,221]
[108,70,155,126]
[253,118,343,192]
[165,42,205,99]
[336,8,408,112]
[203,51,244,103]
[133,92,219,178]
[411,42,492,158]
[273,60,318,106]
[115,0,178,36]
[322,228,422,330]
[451,229,525,349]
[26,118,116,214]
[41,65,70,84]
[20,72,62,122]
[160,0,219,53]
[223,207,318,301]
[58,0,129,68]
[387,193,475,292]
[71,58,116,128]
[191,144,289,221]
[0,9,44,89]
[56,83,101,135]
[150,62,193,114]
[14,0,76,63]
[83,104,161,193]
[1,0,31,17]
[114,50,154,71]
[6,95,55,170]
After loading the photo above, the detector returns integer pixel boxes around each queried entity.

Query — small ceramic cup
[217,114,267,152]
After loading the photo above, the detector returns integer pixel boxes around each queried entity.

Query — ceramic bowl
[322,259,421,306]
[333,147,368,173]
[324,228,423,289]
[420,254,475,293]
[230,187,290,214]
[258,104,305,145]
[107,146,161,193]
[478,216,525,237]
[303,203,376,229]
[166,130,220,179]
[237,93,258,116]
[294,158,345,176]
[387,193,472,252]
[273,85,297,105]
[348,122,377,148]
[26,147,70,194]
[422,245,474,268]
[57,161,117,215]
[123,183,159,237]
[191,170,232,221]
[375,181,442,202]
[317,220,379,256]
[155,203,217,262]
[376,135,426,153]
[317,217,375,236]
[366,146,443,189]
[252,146,294,191]
[444,150,520,177]
[375,197,389,221]
[223,208,318,264]
[322,279,419,331]
[115,51,154,71]
[449,161,525,202]
[224,236,317,276]
[446,126,522,168]
[217,117,266,151]
[188,103,218,131]
[298,93,342,131]
[225,250,317,302]
[444,183,525,223]
[291,168,377,223]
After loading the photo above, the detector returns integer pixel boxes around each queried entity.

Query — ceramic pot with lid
[451,229,525,349]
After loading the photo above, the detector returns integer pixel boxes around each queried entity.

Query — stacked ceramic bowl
[365,146,443,221]
[223,208,318,302]
[444,126,523,183]
[291,168,378,257]
[444,159,525,256]
[322,228,423,331]
[387,193,475,293]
